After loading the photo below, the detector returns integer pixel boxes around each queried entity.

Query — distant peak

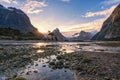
[53,28,60,32]
[55,28,59,30]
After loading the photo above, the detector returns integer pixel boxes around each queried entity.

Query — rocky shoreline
[0,42,120,80]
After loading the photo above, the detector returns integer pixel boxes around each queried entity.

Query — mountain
[90,30,98,35]
[92,4,120,40]
[48,29,93,42]
[69,31,93,41]
[47,28,67,41]
[52,28,68,41]
[0,4,44,39]
[77,31,93,40]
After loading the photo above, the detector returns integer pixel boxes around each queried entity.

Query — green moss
[14,76,28,80]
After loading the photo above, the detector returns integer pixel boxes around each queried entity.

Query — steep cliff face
[0,4,44,39]
[92,4,120,40]
[0,4,36,33]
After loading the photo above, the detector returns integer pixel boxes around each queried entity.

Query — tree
[48,30,55,40]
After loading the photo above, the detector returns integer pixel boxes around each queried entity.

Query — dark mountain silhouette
[0,4,44,40]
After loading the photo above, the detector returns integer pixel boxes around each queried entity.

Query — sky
[0,0,120,37]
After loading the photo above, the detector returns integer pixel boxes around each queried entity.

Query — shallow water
[0,40,120,80]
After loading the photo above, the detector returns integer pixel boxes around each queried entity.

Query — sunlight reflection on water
[32,41,120,53]
[36,50,44,53]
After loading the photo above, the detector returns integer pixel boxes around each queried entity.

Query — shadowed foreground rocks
[49,51,120,80]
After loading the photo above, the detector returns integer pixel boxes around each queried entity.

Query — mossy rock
[14,76,28,80]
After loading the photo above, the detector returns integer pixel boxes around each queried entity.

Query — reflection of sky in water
[32,42,120,53]
[1,41,120,53]
[18,56,74,80]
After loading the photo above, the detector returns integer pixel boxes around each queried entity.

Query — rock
[33,70,38,73]
[49,62,55,65]
[35,63,38,66]
[0,48,4,50]
[26,72,30,75]
[56,55,63,60]
[0,53,6,59]
[92,4,120,41]
[42,65,46,67]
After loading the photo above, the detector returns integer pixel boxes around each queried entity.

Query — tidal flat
[0,40,120,80]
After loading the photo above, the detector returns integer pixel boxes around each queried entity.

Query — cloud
[0,0,18,4]
[83,5,117,18]
[22,0,47,14]
[58,18,107,37]
[64,4,118,34]
[71,18,105,32]
[60,18,106,33]
[0,0,47,14]
[12,0,18,4]
[101,0,120,5]
[0,0,11,3]
[61,0,70,2]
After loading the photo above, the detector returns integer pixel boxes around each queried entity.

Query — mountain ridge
[92,4,120,41]
[0,4,44,40]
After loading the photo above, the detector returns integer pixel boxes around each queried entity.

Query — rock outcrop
[92,4,120,40]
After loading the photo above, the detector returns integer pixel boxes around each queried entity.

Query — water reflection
[34,42,47,47]
[36,50,44,53]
